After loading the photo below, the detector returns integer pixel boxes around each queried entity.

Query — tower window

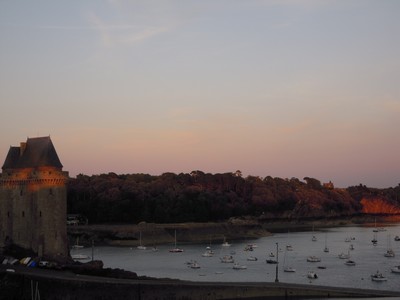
[39,211,42,217]
[20,190,23,196]
[49,189,53,195]
[7,211,10,218]
[22,211,25,217]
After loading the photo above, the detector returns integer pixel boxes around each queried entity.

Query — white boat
[202,250,213,257]
[283,248,296,272]
[71,237,84,249]
[220,255,234,263]
[311,224,317,241]
[71,254,90,261]
[391,265,400,273]
[384,235,395,257]
[233,263,247,270]
[307,256,321,262]
[284,266,296,272]
[269,252,275,257]
[286,245,293,251]
[349,244,354,251]
[137,231,147,250]
[247,256,258,261]
[323,233,329,253]
[371,271,387,281]
[394,235,400,241]
[307,271,318,279]
[338,251,350,259]
[169,230,183,253]
[222,237,231,247]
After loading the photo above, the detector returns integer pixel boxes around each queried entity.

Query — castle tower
[0,136,68,259]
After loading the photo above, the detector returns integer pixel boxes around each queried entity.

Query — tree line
[67,171,400,224]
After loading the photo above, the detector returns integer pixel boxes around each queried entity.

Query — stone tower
[0,136,68,259]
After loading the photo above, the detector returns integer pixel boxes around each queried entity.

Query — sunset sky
[1,0,399,188]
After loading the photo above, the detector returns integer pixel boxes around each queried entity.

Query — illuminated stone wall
[0,146,69,259]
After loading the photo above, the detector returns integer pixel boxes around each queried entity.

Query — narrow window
[20,190,23,196]
[7,211,10,218]
[49,189,53,196]
[39,211,42,217]
[22,211,25,217]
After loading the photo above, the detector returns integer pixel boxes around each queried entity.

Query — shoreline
[67,215,400,248]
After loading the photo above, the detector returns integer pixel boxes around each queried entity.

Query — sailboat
[283,248,296,272]
[371,232,378,245]
[311,224,317,242]
[71,237,84,249]
[137,231,147,250]
[169,230,183,253]
[222,236,231,247]
[384,234,395,257]
[323,233,329,253]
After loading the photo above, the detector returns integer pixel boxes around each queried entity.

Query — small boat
[384,249,395,257]
[284,266,296,272]
[338,252,350,259]
[384,235,395,257]
[71,237,84,249]
[345,260,356,266]
[169,230,183,253]
[202,250,213,257]
[286,245,293,251]
[349,244,354,251]
[247,256,258,261]
[371,271,387,281]
[266,259,278,264]
[71,254,90,261]
[244,245,254,251]
[394,236,400,241]
[137,232,147,250]
[312,235,317,242]
[233,263,247,270]
[307,256,321,262]
[189,261,200,269]
[317,266,326,269]
[222,237,231,247]
[307,271,318,279]
[391,265,400,273]
[269,252,275,257]
[323,233,329,252]
[372,232,378,245]
[220,255,234,263]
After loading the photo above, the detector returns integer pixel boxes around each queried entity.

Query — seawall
[1,265,400,300]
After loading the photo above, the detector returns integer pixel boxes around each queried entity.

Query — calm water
[71,223,400,292]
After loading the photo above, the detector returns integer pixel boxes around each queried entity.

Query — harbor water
[71,223,400,293]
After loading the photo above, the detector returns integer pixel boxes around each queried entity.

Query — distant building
[0,136,68,259]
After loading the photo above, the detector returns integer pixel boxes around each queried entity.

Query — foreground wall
[1,267,399,300]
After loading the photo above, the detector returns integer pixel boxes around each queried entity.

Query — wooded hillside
[67,171,400,224]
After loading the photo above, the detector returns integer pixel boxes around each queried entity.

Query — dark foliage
[67,172,400,224]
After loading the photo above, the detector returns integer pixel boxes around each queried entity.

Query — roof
[2,136,63,170]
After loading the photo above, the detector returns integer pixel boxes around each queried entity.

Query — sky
[0,0,399,188]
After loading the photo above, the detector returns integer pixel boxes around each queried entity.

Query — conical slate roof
[2,136,63,170]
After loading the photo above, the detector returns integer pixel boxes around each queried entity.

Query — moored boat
[371,271,387,281]
[307,256,321,262]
